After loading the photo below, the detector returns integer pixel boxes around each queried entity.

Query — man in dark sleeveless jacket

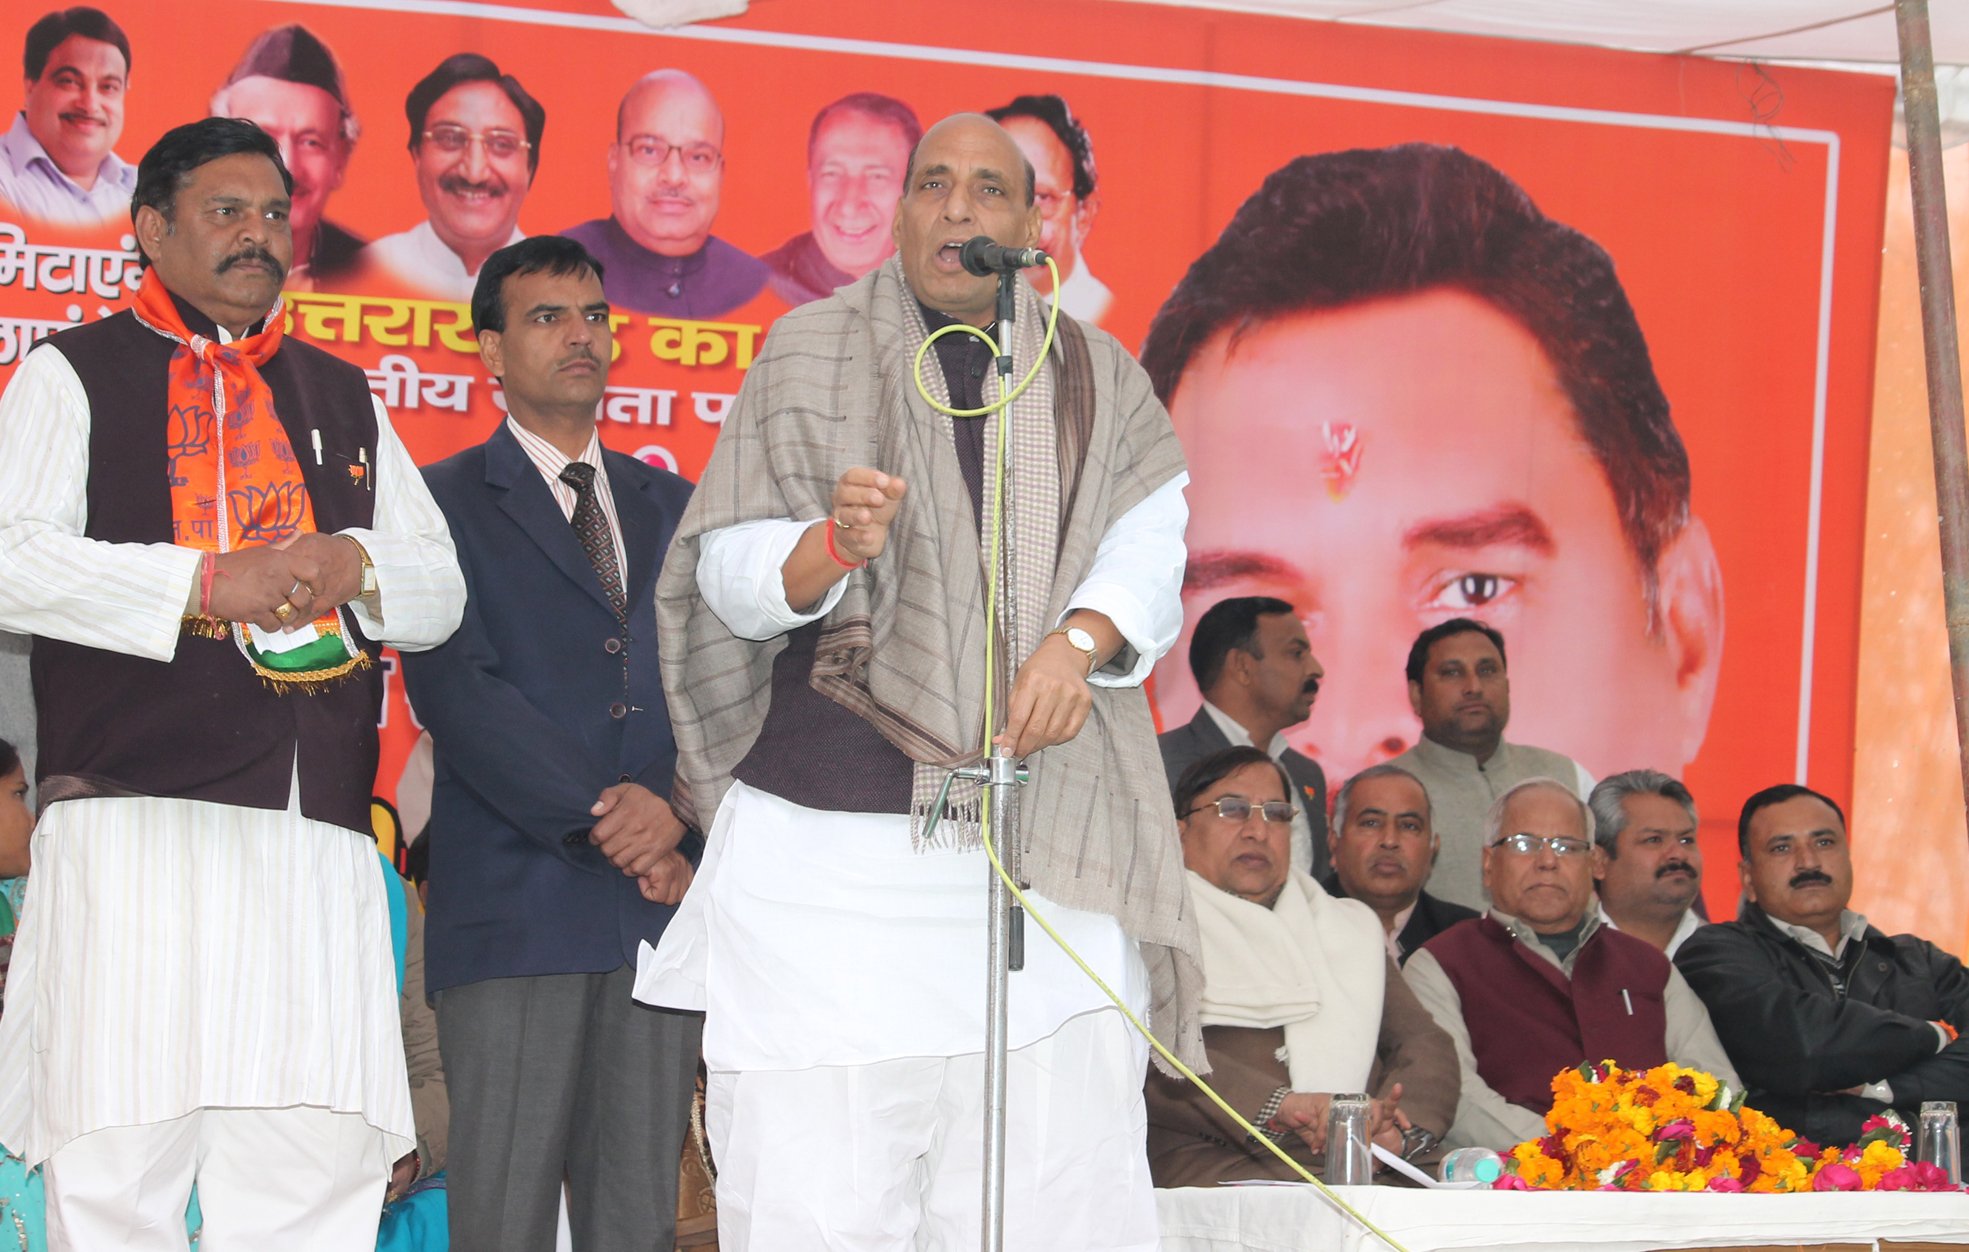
[1404,777,1737,1150]
[0,118,462,1249]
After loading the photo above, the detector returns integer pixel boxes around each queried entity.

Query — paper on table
[1214,1146,1485,1189]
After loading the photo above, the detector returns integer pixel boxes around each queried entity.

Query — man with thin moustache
[1590,769,1705,957]
[0,7,134,226]
[364,53,542,301]
[210,24,364,291]
[402,236,699,1251]
[984,93,1108,322]
[565,69,766,318]
[1322,764,1478,964]
[1676,785,1969,1147]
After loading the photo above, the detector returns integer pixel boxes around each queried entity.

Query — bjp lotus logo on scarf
[166,403,212,488]
[231,481,310,544]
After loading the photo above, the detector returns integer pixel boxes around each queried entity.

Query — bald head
[905,113,1034,207]
[609,68,726,257]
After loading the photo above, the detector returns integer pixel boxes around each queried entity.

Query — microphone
[960,236,1049,276]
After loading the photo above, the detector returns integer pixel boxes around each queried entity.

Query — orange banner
[0,0,1892,915]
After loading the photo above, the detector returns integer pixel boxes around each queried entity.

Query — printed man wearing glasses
[1147,746,1457,1185]
[363,53,543,301]
[565,69,766,319]
[1403,777,1737,1149]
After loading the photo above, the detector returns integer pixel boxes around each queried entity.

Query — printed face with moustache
[416,81,530,266]
[1482,786,1598,933]
[23,34,127,187]
[1180,760,1294,907]
[809,109,909,278]
[611,74,722,259]
[1329,771,1435,916]
[479,265,612,437]
[219,75,349,264]
[1595,792,1703,918]
[1741,794,1852,940]
[998,115,1095,299]
[136,151,292,340]
[893,114,1039,328]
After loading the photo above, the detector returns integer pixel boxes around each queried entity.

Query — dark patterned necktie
[558,462,626,623]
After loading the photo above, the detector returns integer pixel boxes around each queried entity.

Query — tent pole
[1896,0,1969,848]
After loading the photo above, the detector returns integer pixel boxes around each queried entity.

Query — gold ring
[273,602,296,622]
[835,516,853,529]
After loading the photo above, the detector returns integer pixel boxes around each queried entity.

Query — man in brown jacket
[1149,746,1458,1185]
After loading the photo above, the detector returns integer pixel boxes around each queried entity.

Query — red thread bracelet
[824,518,864,570]
[198,552,216,615]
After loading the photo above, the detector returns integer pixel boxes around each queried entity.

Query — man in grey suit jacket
[1160,595,1329,879]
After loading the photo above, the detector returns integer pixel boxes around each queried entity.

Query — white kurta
[361,221,524,303]
[0,343,465,1165]
[635,476,1189,1066]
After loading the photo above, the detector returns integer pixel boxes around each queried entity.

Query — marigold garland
[1495,1062,1963,1194]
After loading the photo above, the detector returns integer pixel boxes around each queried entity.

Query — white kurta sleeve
[339,396,464,651]
[1402,948,1549,1150]
[0,346,202,660]
[697,518,848,641]
[1062,473,1189,689]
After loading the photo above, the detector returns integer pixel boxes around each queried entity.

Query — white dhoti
[637,781,1159,1251]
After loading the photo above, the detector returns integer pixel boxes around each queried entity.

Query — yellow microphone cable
[909,258,1412,1252]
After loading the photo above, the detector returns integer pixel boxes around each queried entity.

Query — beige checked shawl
[655,258,1205,1072]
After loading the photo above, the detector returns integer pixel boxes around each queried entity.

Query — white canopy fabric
[1105,0,1969,67]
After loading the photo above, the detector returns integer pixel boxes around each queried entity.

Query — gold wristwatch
[345,535,378,597]
[1047,625,1099,675]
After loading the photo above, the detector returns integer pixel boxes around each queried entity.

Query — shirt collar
[3,110,129,191]
[1490,906,1602,973]
[1201,700,1290,759]
[505,415,603,476]
[1760,905,1869,960]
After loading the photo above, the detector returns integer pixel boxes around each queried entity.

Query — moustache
[438,173,507,199]
[1788,870,1833,889]
[60,111,108,125]
[1656,861,1696,880]
[218,246,285,279]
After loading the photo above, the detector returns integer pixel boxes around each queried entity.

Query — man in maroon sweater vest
[1404,777,1737,1149]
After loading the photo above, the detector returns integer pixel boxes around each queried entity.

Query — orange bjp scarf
[131,274,367,690]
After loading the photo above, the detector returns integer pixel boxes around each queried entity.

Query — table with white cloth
[1156,1184,1969,1252]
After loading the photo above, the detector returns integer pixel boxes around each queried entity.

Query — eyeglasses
[1489,832,1593,858]
[621,136,722,173]
[1184,796,1298,825]
[422,125,531,160]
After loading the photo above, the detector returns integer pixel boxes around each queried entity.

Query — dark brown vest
[30,303,383,834]
[1426,916,1671,1114]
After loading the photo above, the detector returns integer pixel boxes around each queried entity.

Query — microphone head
[960,235,1002,277]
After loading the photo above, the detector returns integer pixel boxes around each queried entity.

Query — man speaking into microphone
[640,112,1202,1250]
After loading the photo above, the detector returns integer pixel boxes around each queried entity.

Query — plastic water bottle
[1438,1146,1503,1184]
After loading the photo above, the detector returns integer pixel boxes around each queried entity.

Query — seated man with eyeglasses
[1403,777,1739,1150]
[1146,745,1459,1186]
[363,53,543,301]
[563,68,768,319]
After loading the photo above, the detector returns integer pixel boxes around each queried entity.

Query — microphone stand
[965,264,1027,1252]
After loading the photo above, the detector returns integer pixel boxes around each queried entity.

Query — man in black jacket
[1676,784,1969,1146]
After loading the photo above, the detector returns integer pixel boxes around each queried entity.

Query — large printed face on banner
[23,33,127,187]
[807,106,909,278]
[414,81,532,263]
[213,76,349,255]
[997,114,1094,298]
[1160,287,1723,787]
[608,71,725,259]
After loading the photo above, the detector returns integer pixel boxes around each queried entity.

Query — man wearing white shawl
[1148,746,1457,1185]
